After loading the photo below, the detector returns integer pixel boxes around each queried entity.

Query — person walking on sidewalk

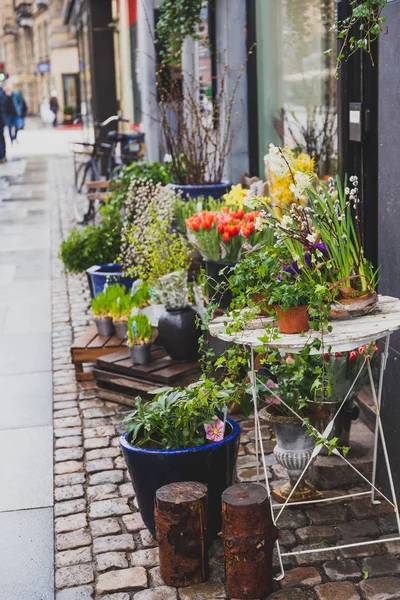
[0,86,7,161]
[4,81,26,142]
[49,90,59,128]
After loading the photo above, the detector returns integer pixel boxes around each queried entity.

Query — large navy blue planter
[170,181,232,201]
[120,419,240,537]
[86,263,137,298]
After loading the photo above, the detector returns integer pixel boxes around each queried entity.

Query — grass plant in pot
[186,207,261,308]
[127,314,153,365]
[91,289,114,337]
[120,380,240,537]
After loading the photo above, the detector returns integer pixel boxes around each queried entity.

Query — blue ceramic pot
[86,263,137,298]
[170,181,232,201]
[120,419,240,537]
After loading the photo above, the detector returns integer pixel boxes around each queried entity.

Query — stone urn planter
[260,405,323,503]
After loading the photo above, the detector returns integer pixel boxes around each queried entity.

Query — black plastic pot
[114,321,128,340]
[120,419,240,537]
[204,260,234,309]
[94,317,114,337]
[157,307,201,362]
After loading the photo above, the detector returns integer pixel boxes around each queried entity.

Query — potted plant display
[120,380,240,536]
[110,294,133,340]
[254,147,379,320]
[91,290,114,337]
[124,212,201,361]
[127,313,153,365]
[186,207,261,308]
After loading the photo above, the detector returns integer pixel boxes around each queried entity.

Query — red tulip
[222,231,231,243]
[349,350,358,363]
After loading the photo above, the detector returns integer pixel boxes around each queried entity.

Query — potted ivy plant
[127,314,153,365]
[120,379,240,537]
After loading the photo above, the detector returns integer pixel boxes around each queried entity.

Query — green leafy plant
[91,291,111,319]
[110,295,134,322]
[59,206,122,274]
[127,314,152,346]
[59,162,171,275]
[156,0,205,67]
[131,281,151,309]
[122,379,230,450]
[327,0,387,75]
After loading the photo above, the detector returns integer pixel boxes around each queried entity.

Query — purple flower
[304,252,312,268]
[314,242,328,257]
[283,261,300,278]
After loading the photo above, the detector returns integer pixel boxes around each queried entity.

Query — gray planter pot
[260,406,323,503]
[114,321,128,340]
[130,344,152,365]
[94,317,114,337]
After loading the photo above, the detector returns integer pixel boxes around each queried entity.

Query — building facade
[0,0,79,118]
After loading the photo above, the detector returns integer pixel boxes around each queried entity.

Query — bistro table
[209,295,400,579]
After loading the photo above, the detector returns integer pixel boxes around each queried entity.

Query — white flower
[243,191,258,210]
[265,144,292,178]
[306,232,318,244]
[164,153,172,162]
[345,187,350,195]
[255,216,265,231]
[281,215,293,229]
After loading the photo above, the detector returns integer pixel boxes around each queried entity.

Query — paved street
[0,120,85,599]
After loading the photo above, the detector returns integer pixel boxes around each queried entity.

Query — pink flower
[285,355,295,364]
[268,394,282,405]
[265,379,279,389]
[205,418,225,442]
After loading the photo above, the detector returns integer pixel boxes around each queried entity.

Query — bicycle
[72,115,146,224]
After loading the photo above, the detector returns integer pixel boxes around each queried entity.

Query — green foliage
[59,208,122,274]
[126,216,191,283]
[127,314,152,346]
[175,196,225,234]
[122,380,230,450]
[91,284,128,318]
[59,161,170,275]
[228,245,280,311]
[91,291,110,318]
[131,281,151,309]
[109,294,134,321]
[326,0,387,75]
[156,0,205,67]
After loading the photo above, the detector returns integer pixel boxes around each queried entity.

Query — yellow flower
[223,184,248,209]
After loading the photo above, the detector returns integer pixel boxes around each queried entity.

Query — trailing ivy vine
[156,0,205,67]
[327,0,388,74]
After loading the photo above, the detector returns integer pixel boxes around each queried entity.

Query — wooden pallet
[93,346,201,406]
[71,324,126,381]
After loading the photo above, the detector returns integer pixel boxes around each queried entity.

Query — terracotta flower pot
[275,305,309,334]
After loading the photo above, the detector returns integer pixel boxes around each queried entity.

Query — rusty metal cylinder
[222,482,279,599]
[155,481,208,587]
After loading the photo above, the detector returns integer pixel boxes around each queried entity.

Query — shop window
[256,0,337,178]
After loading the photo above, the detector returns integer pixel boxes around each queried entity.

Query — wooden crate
[71,324,126,381]
[93,346,201,406]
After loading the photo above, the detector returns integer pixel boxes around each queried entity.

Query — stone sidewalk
[0,156,54,600]
[51,158,400,600]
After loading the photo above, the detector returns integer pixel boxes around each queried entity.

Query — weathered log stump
[222,483,279,599]
[155,481,208,587]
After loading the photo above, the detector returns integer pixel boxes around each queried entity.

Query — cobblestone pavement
[51,158,400,600]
